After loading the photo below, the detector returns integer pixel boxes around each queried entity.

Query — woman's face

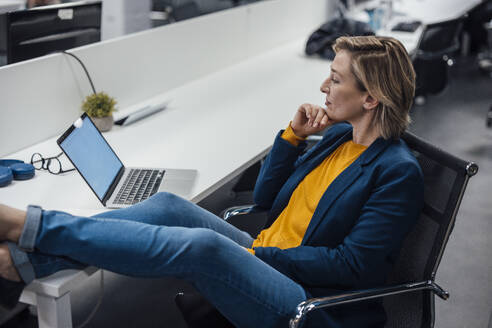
[320,50,368,124]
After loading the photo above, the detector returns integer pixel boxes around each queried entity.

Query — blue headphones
[0,159,35,187]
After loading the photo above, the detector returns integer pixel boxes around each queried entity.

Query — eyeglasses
[30,152,76,175]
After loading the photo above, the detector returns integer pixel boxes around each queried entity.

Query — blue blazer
[253,123,424,328]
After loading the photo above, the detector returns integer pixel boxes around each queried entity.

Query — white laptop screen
[59,115,123,199]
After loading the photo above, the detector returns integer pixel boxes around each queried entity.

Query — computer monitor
[0,1,101,65]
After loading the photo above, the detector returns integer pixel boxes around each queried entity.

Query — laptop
[57,113,197,208]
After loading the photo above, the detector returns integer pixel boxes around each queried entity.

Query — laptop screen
[58,115,123,200]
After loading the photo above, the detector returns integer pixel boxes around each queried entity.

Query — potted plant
[82,92,117,132]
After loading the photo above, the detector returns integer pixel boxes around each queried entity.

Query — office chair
[152,0,201,22]
[175,131,478,327]
[413,18,464,105]
[478,18,492,128]
[487,105,492,128]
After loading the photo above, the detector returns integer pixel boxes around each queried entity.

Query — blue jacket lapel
[302,137,394,243]
[268,131,352,224]
[302,164,363,243]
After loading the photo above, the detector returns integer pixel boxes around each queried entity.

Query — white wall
[0,0,334,156]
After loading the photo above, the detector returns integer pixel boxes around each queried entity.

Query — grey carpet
[409,57,492,328]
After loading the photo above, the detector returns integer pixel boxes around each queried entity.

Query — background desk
[0,39,332,327]
[348,0,484,54]
[388,0,483,25]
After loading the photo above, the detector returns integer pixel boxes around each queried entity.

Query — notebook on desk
[57,113,197,208]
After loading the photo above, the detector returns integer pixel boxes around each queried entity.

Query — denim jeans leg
[7,205,85,284]
[7,242,36,284]
[31,210,306,328]
[91,192,255,246]
[12,192,255,281]
[18,205,42,251]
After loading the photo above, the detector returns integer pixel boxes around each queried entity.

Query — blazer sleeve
[254,160,424,288]
[254,123,350,209]
[253,130,307,209]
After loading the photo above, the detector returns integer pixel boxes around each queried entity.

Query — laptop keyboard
[114,169,164,205]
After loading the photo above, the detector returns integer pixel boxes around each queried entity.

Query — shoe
[0,276,25,309]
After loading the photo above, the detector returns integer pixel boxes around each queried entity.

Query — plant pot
[91,114,113,132]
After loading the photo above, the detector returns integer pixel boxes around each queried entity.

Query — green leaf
[81,92,117,118]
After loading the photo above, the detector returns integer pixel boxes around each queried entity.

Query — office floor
[1,56,492,328]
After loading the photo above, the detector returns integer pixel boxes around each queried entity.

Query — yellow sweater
[248,124,367,254]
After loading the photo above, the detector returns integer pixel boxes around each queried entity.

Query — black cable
[61,50,97,95]
[58,52,103,328]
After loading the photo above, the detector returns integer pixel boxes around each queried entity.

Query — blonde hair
[332,36,416,139]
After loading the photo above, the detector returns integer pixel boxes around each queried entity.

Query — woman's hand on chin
[291,103,334,138]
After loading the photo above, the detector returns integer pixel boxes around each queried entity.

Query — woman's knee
[146,192,189,212]
[186,228,224,257]
[149,191,180,204]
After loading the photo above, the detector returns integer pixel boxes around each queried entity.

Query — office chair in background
[477,17,492,128]
[152,0,201,24]
[175,132,478,328]
[413,18,464,106]
[487,106,492,128]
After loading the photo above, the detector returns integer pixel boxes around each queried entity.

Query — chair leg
[487,105,492,128]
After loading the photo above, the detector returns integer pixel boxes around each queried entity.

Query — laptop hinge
[102,166,125,205]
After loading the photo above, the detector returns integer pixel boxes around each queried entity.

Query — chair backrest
[382,131,478,328]
[172,1,200,21]
[413,18,464,96]
[416,18,464,59]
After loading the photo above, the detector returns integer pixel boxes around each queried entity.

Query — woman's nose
[320,80,329,93]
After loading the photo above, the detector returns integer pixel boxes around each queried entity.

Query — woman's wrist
[281,123,306,146]
[290,125,308,139]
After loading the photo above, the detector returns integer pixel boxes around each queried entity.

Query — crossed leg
[0,193,306,328]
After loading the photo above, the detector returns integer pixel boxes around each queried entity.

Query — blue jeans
[10,192,306,328]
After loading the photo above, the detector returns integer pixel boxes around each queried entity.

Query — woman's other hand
[291,103,333,138]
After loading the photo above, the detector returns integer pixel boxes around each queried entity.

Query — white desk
[350,0,483,25]
[347,0,484,54]
[389,0,482,25]
[0,39,331,328]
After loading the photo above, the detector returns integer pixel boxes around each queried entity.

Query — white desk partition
[0,1,335,327]
[0,0,332,157]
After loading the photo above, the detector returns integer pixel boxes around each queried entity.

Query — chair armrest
[222,205,267,221]
[221,136,323,222]
[306,135,322,143]
[289,280,449,328]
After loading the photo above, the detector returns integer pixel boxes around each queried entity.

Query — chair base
[175,292,235,328]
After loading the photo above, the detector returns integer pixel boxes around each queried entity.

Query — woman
[0,36,423,328]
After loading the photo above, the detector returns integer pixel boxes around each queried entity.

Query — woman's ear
[362,94,379,111]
